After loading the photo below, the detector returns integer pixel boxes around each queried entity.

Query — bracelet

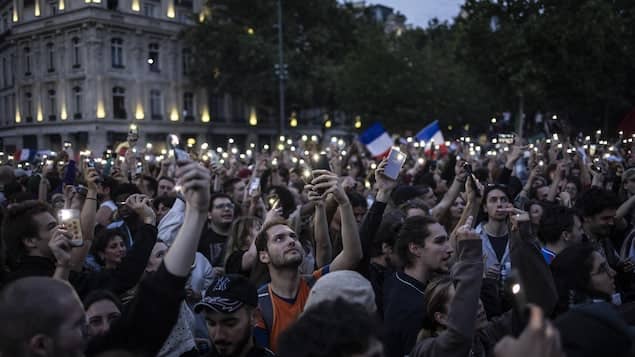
[86,197,97,201]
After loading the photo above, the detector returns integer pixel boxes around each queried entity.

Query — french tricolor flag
[359,123,393,158]
[14,149,36,162]
[416,120,445,150]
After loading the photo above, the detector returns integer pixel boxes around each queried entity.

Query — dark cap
[194,274,258,314]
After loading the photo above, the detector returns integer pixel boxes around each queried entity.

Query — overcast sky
[366,0,465,28]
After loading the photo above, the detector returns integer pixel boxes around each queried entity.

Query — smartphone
[314,152,330,171]
[248,177,260,195]
[75,185,88,197]
[135,162,143,175]
[498,133,516,145]
[86,158,96,168]
[384,148,406,180]
[504,268,529,329]
[58,209,83,247]
[167,134,190,162]
[267,194,279,209]
[463,162,473,175]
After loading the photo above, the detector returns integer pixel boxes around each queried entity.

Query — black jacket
[3,224,157,298]
[85,262,187,356]
[357,200,391,317]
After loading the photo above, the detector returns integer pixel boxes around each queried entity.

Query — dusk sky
[365,0,465,28]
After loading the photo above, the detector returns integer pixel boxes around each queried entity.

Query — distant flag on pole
[416,120,446,153]
[359,123,393,158]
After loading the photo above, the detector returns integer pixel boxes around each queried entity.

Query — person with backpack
[253,169,363,352]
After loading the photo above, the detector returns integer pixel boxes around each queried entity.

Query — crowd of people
[0,127,634,357]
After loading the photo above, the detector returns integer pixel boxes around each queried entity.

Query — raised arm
[616,195,635,222]
[312,170,363,271]
[85,161,211,356]
[69,168,99,272]
[411,217,484,357]
[306,186,332,268]
[431,161,467,220]
[450,177,481,250]
[164,161,211,276]
[357,160,396,273]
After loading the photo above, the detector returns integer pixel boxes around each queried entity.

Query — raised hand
[264,199,283,225]
[176,161,211,213]
[125,194,156,225]
[507,145,525,167]
[311,170,348,205]
[455,216,480,241]
[48,228,74,266]
[84,167,100,192]
[375,159,398,192]
[494,306,565,357]
[63,185,76,209]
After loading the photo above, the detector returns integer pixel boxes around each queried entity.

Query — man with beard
[194,275,276,357]
[383,215,454,357]
[198,193,236,266]
[253,170,363,352]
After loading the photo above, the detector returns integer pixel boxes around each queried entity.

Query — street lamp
[354,116,362,129]
[290,111,298,128]
[249,108,258,126]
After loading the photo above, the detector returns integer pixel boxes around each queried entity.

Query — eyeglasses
[591,262,611,276]
[214,203,235,210]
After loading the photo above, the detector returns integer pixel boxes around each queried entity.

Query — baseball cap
[304,270,376,314]
[194,274,258,314]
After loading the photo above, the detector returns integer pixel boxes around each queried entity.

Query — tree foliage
[183,0,635,134]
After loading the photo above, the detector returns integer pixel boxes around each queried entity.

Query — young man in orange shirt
[253,170,363,352]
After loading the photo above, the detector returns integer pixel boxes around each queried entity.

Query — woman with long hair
[550,244,619,316]
[223,216,263,277]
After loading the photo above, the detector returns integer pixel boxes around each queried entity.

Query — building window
[9,54,14,85]
[143,2,155,17]
[48,89,56,121]
[148,43,159,72]
[49,1,57,15]
[112,86,126,119]
[183,92,194,121]
[72,38,81,68]
[210,95,224,122]
[3,96,8,126]
[150,89,162,120]
[111,38,124,68]
[24,91,33,122]
[46,43,55,72]
[73,86,82,119]
[107,0,118,10]
[2,13,8,32]
[182,48,191,75]
[24,47,31,76]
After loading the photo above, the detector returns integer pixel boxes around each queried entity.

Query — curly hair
[1,200,53,270]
